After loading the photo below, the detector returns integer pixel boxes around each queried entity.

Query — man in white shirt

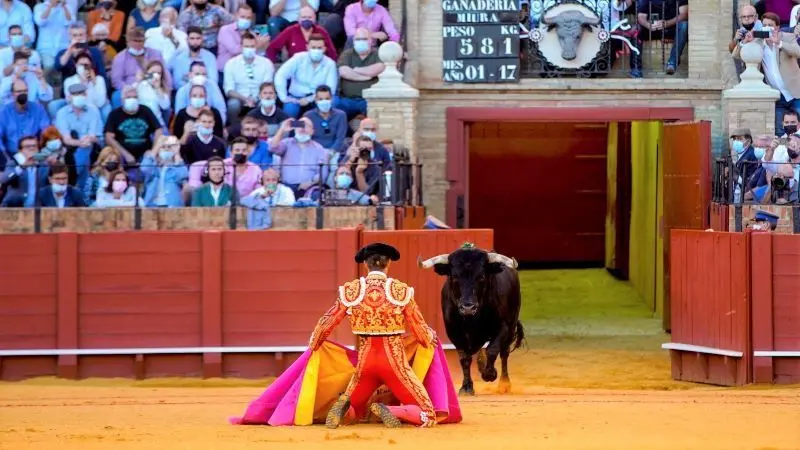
[145,7,188,64]
[0,25,42,76]
[223,31,275,126]
[274,33,337,118]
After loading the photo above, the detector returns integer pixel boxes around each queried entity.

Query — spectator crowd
[0,0,406,221]
[726,2,800,205]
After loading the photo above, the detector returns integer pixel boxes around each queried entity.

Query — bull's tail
[510,321,525,352]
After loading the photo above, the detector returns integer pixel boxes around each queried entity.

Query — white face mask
[191,74,206,86]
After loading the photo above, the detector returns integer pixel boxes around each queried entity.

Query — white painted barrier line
[661,343,743,358]
[754,351,800,357]
[0,344,459,357]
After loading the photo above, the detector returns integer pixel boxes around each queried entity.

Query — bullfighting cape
[229,338,462,426]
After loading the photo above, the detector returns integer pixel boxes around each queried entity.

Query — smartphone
[290,120,304,128]
[753,30,771,39]
[649,13,660,23]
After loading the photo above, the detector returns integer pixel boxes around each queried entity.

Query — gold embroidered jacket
[308,272,435,350]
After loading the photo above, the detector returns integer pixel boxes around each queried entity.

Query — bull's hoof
[496,377,511,394]
[458,385,475,396]
[476,349,487,373]
[481,367,498,382]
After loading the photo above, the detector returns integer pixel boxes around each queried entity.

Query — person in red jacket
[266,6,337,63]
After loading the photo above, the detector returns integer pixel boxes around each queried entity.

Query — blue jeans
[267,16,291,39]
[162,0,183,10]
[667,21,689,68]
[334,96,368,119]
[282,96,314,118]
[73,146,93,194]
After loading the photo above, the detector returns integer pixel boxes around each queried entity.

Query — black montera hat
[355,242,400,263]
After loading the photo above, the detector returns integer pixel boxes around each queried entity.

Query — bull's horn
[581,13,600,25]
[488,252,518,269]
[542,14,553,24]
[418,254,449,269]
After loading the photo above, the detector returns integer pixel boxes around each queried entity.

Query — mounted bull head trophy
[541,9,601,61]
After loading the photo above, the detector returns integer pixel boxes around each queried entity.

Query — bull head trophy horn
[418,254,449,269]
[487,252,519,269]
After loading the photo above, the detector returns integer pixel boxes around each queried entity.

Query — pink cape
[230,339,462,426]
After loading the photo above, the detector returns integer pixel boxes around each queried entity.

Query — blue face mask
[335,174,352,189]
[51,183,67,194]
[731,140,745,153]
[160,150,174,160]
[363,131,376,141]
[296,133,311,143]
[353,39,370,54]
[237,18,251,30]
[10,35,24,48]
[242,47,256,59]
[754,147,766,160]
[316,99,332,113]
[308,48,324,62]
[363,0,378,7]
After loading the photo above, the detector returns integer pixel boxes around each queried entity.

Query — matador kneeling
[307,242,438,428]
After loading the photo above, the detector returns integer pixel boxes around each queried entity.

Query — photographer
[762,133,800,203]
[344,135,383,197]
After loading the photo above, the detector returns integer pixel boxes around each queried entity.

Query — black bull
[419,248,524,395]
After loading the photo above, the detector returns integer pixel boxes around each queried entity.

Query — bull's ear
[433,263,451,276]
[486,262,504,275]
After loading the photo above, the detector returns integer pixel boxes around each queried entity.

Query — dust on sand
[0,383,798,450]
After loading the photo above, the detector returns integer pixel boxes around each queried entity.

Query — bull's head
[419,249,517,317]
[542,10,600,61]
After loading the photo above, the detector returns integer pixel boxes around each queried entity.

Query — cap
[754,210,779,226]
[68,83,87,95]
[355,242,400,263]
[730,128,752,138]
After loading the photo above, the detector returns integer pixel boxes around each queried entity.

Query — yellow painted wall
[628,121,662,312]
[605,122,618,269]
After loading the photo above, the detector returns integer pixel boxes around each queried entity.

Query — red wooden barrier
[360,229,494,343]
[709,203,728,232]
[751,233,800,384]
[0,229,492,380]
[667,230,751,386]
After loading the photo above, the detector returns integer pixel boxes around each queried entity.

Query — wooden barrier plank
[750,232,774,383]
[202,231,223,378]
[56,233,79,379]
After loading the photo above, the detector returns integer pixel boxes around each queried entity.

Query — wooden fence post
[750,232,774,383]
[56,233,79,379]
[201,231,223,378]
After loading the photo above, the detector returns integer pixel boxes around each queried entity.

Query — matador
[307,242,437,428]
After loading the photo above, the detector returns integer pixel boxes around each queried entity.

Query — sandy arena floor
[1,383,799,450]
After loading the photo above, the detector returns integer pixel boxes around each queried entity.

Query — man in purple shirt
[110,27,165,108]
[217,4,269,72]
[268,116,329,197]
[343,0,399,47]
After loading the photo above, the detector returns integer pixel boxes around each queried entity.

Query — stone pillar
[363,41,419,160]
[722,41,780,137]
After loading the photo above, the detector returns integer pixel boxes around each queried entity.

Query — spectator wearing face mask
[242,167,295,207]
[318,164,378,205]
[0,135,50,207]
[778,110,798,138]
[0,0,35,48]
[169,27,220,91]
[93,169,143,207]
[56,52,110,121]
[38,126,67,168]
[87,0,125,47]
[105,85,164,164]
[55,83,104,194]
[136,60,173,128]
[218,4,268,73]
[126,0,162,34]
[191,156,236,206]
[90,23,117,74]
[0,78,51,159]
[55,22,108,80]
[237,116,274,169]
[266,6,337,63]
[335,27,383,119]
[224,136,262,197]
[339,117,391,167]
[343,0,398,48]
[343,134,384,198]
[304,84,346,152]
[728,128,759,203]
[36,161,86,208]
[274,33,338,118]
[145,7,188,64]
[84,146,122,205]
[177,0,234,53]
[744,134,773,203]
[730,4,762,54]
[0,51,54,105]
[245,82,290,137]
[1,25,42,77]
[174,61,227,121]
[180,108,227,164]
[267,0,320,39]
[110,27,166,109]
[223,31,276,125]
[172,84,225,140]
[141,135,189,207]
[269,117,329,196]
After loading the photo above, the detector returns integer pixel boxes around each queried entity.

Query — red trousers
[344,335,435,426]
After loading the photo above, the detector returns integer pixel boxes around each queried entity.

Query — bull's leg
[457,350,475,396]
[497,347,511,394]
[481,325,510,383]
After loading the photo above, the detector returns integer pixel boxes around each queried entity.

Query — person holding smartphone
[268,117,328,197]
[636,0,688,75]
[0,136,51,207]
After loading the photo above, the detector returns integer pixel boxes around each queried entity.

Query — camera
[772,176,790,191]
[753,30,771,39]
[358,148,371,160]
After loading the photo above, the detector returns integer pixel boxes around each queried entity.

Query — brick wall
[387,1,734,220]
[729,205,797,234]
[0,207,396,234]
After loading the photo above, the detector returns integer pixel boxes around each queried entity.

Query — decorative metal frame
[519,0,638,78]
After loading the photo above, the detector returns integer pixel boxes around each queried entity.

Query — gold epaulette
[385,278,413,306]
[339,278,366,307]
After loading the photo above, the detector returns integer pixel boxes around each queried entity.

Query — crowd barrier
[0,228,492,380]
[665,230,800,385]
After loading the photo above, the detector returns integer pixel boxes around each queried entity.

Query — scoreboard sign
[442,0,520,84]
